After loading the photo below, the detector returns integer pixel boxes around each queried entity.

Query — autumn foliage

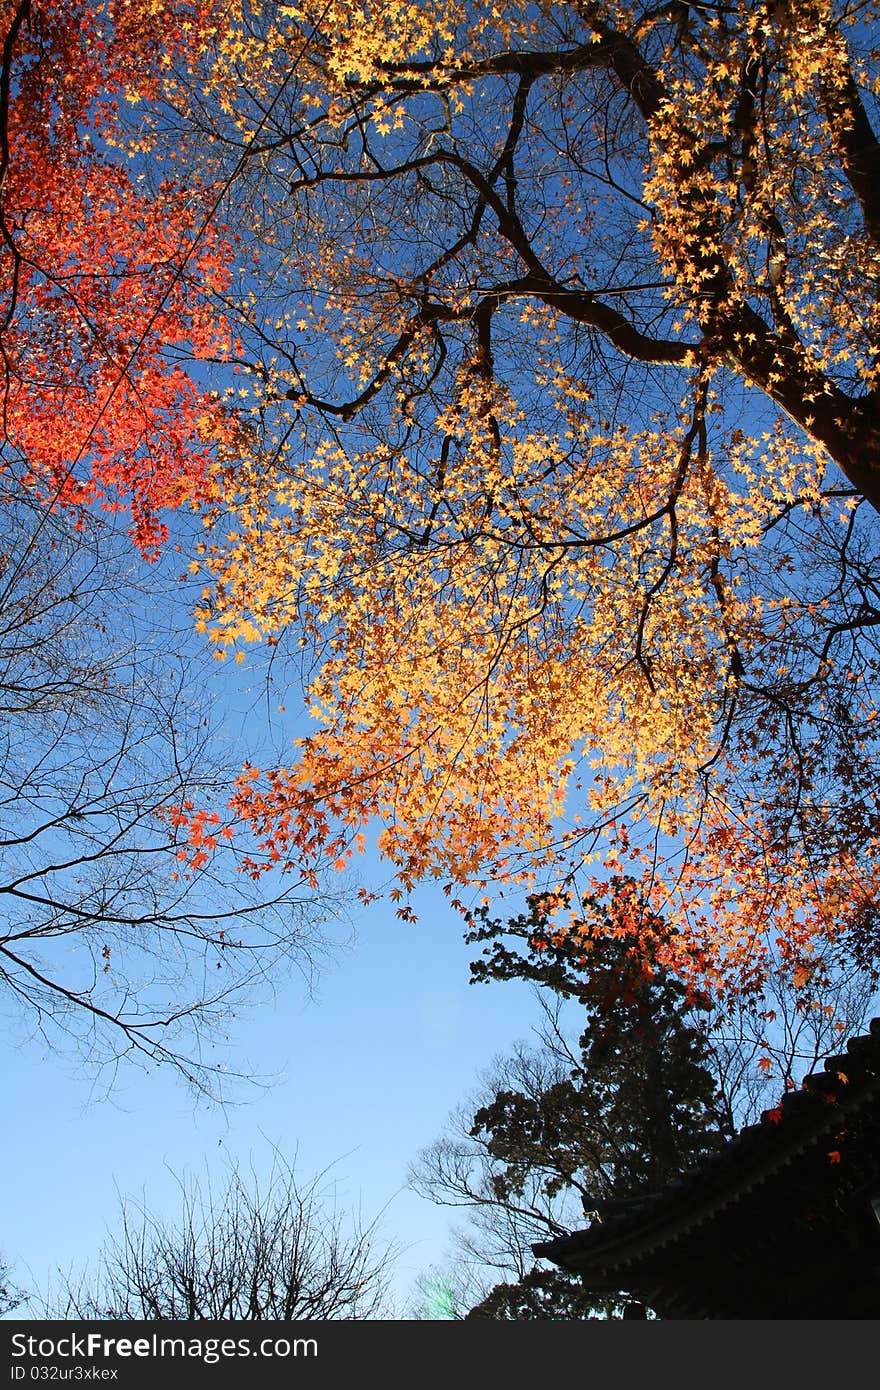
[0,0,234,553]
[7,2,880,1002]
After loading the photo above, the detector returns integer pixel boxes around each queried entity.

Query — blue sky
[7,0,879,1323]
[3,494,872,1320]
[1,766,546,1316]
[0,188,553,1314]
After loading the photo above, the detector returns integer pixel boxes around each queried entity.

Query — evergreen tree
[415,883,731,1318]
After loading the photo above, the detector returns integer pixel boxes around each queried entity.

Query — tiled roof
[533,1018,880,1317]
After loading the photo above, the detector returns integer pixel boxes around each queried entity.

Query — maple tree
[0,1,351,1092]
[156,0,880,1002]
[7,4,880,1003]
[0,0,235,556]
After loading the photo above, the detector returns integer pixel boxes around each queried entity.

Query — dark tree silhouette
[53,1159,395,1321]
[413,884,878,1317]
[0,488,340,1095]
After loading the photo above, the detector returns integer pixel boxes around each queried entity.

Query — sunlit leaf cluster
[6,1,880,1003]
